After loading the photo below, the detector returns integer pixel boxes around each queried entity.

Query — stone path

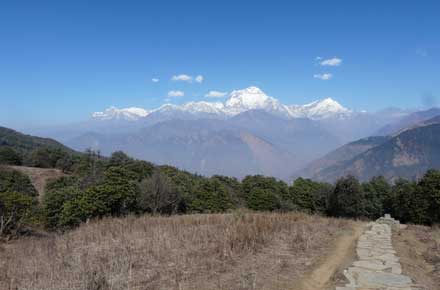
[336,216,418,290]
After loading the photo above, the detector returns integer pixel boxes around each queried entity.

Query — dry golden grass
[394,225,440,290]
[0,212,353,290]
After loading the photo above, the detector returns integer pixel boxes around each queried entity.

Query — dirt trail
[8,165,65,198]
[293,222,365,290]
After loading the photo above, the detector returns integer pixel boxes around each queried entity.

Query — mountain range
[91,87,353,122]
[300,113,440,182]
[26,86,438,180]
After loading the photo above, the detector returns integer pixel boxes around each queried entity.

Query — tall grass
[0,212,351,290]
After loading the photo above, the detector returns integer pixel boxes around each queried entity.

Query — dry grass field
[394,225,440,290]
[0,212,355,290]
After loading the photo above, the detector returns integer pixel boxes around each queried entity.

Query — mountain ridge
[92,86,353,122]
[300,115,440,182]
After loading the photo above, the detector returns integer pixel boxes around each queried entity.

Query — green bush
[28,147,67,168]
[0,191,36,237]
[288,178,332,213]
[362,176,391,219]
[328,175,365,218]
[390,178,418,223]
[0,168,37,197]
[242,175,289,209]
[188,178,233,213]
[45,176,80,193]
[416,169,440,224]
[246,188,280,211]
[0,147,22,165]
[57,167,140,228]
[212,175,245,207]
[43,186,81,229]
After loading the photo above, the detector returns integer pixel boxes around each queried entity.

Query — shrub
[138,170,181,214]
[28,147,66,168]
[212,175,245,207]
[0,147,22,165]
[242,175,289,209]
[43,186,82,229]
[362,176,391,219]
[288,178,332,213]
[189,178,233,213]
[0,191,36,237]
[246,188,280,211]
[45,176,79,193]
[390,178,418,223]
[416,169,440,224]
[328,175,365,218]
[57,167,140,228]
[0,168,37,197]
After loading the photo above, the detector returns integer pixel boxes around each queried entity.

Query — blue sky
[0,0,439,127]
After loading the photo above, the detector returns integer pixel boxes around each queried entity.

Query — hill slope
[0,126,80,170]
[67,118,297,179]
[375,108,440,136]
[0,126,74,155]
[297,136,390,179]
[310,121,440,182]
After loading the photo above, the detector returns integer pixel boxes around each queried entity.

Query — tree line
[1,147,439,238]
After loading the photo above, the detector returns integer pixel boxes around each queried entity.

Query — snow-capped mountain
[287,98,352,119]
[92,106,151,121]
[92,86,352,122]
[223,87,291,117]
[37,86,415,180]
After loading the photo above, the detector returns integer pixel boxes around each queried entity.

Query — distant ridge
[92,87,353,121]
[0,126,75,155]
[300,115,440,182]
[375,108,440,136]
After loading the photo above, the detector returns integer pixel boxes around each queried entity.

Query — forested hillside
[0,126,78,171]
[303,116,440,182]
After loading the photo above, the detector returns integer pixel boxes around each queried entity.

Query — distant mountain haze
[375,108,440,136]
[25,87,429,180]
[299,112,440,182]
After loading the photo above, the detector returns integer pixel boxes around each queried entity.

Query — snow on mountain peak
[181,101,225,114]
[226,87,270,108]
[92,106,150,121]
[91,87,352,121]
[223,86,288,116]
[296,97,351,119]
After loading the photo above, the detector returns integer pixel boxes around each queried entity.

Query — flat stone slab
[334,217,415,290]
[351,270,412,287]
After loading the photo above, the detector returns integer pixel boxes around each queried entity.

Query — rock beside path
[336,216,419,290]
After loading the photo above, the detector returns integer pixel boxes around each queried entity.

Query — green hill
[0,126,73,153]
[0,126,78,169]
[298,136,390,179]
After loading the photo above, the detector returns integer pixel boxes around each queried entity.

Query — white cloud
[195,75,204,83]
[171,74,204,83]
[167,90,185,97]
[171,74,192,82]
[315,56,322,61]
[320,57,342,66]
[205,90,227,98]
[313,73,333,80]
[151,78,160,83]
